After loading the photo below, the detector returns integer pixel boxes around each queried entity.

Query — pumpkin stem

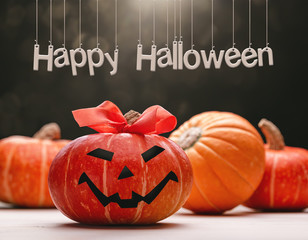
[33,123,61,140]
[177,127,202,150]
[258,119,285,150]
[124,110,141,125]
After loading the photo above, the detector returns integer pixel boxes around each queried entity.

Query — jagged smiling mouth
[78,171,178,208]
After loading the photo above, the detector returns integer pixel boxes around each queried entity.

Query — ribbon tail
[72,101,127,133]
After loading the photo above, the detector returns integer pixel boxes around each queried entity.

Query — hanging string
[115,0,118,49]
[174,0,176,40]
[49,0,52,45]
[153,0,156,45]
[249,0,252,48]
[179,0,182,40]
[138,0,141,44]
[35,0,38,44]
[166,0,169,48]
[211,0,214,50]
[96,0,99,48]
[266,0,269,46]
[79,0,82,48]
[232,0,235,48]
[191,0,194,49]
[63,0,66,48]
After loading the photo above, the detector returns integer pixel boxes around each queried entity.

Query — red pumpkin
[245,119,308,210]
[48,101,193,225]
[0,123,69,207]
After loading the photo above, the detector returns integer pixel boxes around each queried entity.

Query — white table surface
[1,202,308,240]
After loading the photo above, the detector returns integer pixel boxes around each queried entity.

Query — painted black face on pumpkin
[78,146,178,208]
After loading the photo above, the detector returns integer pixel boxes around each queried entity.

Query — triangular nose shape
[118,166,134,180]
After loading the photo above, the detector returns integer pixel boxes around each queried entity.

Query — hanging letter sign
[33,0,273,76]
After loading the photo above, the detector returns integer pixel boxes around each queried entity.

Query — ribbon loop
[72,101,177,135]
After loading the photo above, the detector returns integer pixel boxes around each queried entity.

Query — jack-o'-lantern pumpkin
[48,101,193,225]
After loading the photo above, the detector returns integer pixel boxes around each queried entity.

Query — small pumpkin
[169,111,265,213]
[245,119,308,211]
[0,123,69,207]
[48,101,193,225]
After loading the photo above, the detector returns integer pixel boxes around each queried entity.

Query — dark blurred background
[0,0,307,147]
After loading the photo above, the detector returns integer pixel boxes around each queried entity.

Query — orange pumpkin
[169,111,265,213]
[0,123,69,207]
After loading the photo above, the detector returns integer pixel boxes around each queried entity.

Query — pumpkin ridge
[132,135,148,224]
[194,180,221,212]
[299,156,308,183]
[203,126,263,145]
[2,143,17,203]
[38,141,48,206]
[269,154,278,208]
[199,115,238,128]
[200,135,264,185]
[190,151,221,212]
[296,158,308,206]
[195,142,254,193]
[188,148,221,211]
[103,134,117,224]
[64,144,81,220]
[171,116,247,149]
[185,115,256,137]
[193,146,248,202]
[197,113,250,127]
[204,124,261,140]
[201,135,259,159]
[289,152,306,206]
[162,137,184,217]
[291,170,301,205]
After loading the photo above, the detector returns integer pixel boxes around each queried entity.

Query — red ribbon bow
[72,101,177,135]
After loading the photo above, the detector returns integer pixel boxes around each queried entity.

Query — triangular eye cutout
[87,148,114,161]
[142,145,165,163]
[118,166,134,180]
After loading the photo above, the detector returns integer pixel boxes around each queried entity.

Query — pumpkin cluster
[1,100,308,224]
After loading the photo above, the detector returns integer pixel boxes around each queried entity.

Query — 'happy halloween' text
[33,41,273,76]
